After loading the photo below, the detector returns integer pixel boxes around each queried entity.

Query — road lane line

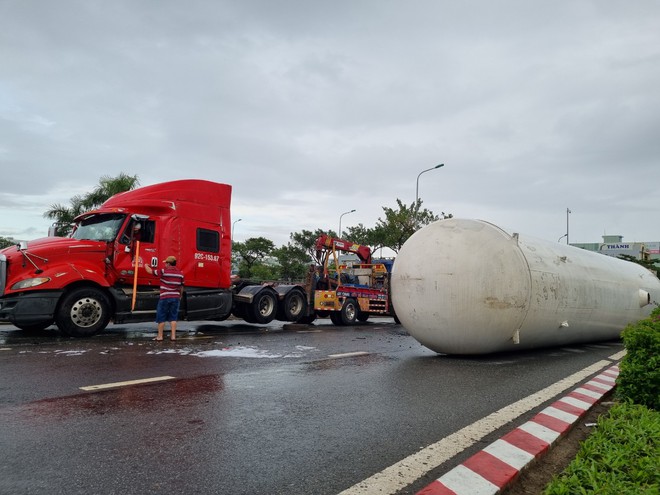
[80,376,176,391]
[338,357,616,495]
[327,351,369,359]
[0,348,11,351]
[609,350,626,361]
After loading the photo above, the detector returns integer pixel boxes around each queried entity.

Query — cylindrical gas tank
[391,218,660,354]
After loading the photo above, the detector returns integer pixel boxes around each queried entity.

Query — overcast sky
[1,1,659,248]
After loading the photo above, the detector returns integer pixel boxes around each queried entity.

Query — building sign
[645,242,660,254]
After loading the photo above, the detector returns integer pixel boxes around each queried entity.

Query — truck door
[113,217,158,287]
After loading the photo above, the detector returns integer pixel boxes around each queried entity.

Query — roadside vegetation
[544,307,660,494]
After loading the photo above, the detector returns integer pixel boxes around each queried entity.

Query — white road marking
[437,464,498,494]
[0,348,11,351]
[540,405,578,424]
[609,350,626,360]
[327,351,369,359]
[518,421,561,444]
[338,356,618,495]
[573,386,604,399]
[80,376,176,391]
[558,395,592,410]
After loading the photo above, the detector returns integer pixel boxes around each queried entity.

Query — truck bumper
[0,291,63,327]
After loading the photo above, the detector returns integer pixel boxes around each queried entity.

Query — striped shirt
[153,265,184,299]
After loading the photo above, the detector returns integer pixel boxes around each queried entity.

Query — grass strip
[544,402,659,495]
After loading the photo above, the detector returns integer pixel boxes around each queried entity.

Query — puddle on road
[148,345,319,359]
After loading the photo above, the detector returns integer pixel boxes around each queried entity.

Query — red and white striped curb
[417,364,619,495]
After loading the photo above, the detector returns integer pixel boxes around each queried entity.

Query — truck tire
[247,289,277,324]
[330,312,344,325]
[276,288,308,322]
[15,321,54,332]
[56,287,111,337]
[232,302,247,319]
[340,298,358,325]
[297,313,316,324]
[357,311,369,322]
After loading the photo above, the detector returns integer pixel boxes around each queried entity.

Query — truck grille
[0,254,6,296]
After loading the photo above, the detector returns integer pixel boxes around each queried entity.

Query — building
[571,235,660,262]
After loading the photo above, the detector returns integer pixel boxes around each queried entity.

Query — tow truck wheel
[56,287,111,337]
[277,289,308,321]
[247,289,277,324]
[330,312,344,326]
[340,298,358,325]
[357,312,369,322]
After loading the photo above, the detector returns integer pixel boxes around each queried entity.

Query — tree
[44,173,140,236]
[273,243,311,281]
[289,228,338,264]
[372,199,445,253]
[343,223,373,246]
[0,237,16,249]
[233,237,275,278]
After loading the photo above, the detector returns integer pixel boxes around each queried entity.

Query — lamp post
[338,209,356,237]
[566,208,571,244]
[232,218,242,239]
[416,163,444,210]
[415,163,444,226]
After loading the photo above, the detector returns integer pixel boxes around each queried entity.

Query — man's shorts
[156,298,181,323]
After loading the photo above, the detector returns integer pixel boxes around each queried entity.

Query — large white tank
[391,218,659,354]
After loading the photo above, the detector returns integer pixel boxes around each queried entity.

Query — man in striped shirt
[145,255,184,341]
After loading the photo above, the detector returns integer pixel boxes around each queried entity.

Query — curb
[417,364,619,495]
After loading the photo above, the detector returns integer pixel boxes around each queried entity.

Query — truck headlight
[12,277,51,290]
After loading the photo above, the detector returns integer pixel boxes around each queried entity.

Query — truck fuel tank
[391,218,660,355]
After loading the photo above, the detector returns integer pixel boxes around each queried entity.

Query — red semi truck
[0,179,396,337]
[0,180,312,336]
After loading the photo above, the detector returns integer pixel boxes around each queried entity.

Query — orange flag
[131,241,140,311]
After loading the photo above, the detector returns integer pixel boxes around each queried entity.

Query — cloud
[0,0,659,245]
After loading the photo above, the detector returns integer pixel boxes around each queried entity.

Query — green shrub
[544,402,660,494]
[617,307,660,410]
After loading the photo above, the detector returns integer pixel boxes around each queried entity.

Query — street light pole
[232,218,242,239]
[415,163,444,210]
[338,209,356,237]
[566,208,571,244]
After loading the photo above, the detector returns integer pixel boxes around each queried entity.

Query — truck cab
[0,180,235,336]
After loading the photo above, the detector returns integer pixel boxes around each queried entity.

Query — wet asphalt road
[0,319,623,494]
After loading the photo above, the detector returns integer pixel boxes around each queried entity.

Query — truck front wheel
[56,287,111,337]
[340,298,358,325]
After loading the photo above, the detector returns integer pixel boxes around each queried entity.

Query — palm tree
[44,173,140,236]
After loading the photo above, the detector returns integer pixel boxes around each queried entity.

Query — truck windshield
[72,213,126,242]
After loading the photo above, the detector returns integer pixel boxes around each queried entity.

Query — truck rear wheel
[277,289,308,322]
[247,289,277,324]
[56,287,111,337]
[297,313,316,324]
